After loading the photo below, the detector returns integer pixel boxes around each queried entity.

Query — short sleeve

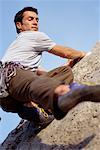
[35,32,56,52]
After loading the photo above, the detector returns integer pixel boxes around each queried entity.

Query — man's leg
[43,66,100,119]
[53,83,100,119]
[18,104,54,127]
[18,66,73,123]
[8,67,100,121]
[8,68,62,110]
[45,66,74,85]
[0,95,54,125]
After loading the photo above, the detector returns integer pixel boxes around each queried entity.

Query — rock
[0,42,100,150]
[73,41,100,85]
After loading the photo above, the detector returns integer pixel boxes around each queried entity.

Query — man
[0,7,100,127]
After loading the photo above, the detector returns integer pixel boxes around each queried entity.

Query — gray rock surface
[0,42,100,150]
[73,41,100,85]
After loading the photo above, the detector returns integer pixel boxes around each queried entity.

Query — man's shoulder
[19,31,46,36]
[18,31,49,41]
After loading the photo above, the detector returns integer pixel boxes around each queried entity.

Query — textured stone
[0,42,100,150]
[73,42,100,84]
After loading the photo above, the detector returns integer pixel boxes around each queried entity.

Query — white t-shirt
[2,31,56,71]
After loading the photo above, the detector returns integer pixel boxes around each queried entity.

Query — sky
[0,0,99,143]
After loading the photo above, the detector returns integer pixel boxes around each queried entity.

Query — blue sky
[0,0,99,143]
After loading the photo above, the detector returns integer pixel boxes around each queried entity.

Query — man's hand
[66,58,83,68]
[64,52,87,68]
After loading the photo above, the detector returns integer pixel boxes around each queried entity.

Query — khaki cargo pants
[1,66,74,112]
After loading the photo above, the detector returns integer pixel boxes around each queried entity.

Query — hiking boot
[35,106,54,128]
[18,104,54,129]
[54,83,100,120]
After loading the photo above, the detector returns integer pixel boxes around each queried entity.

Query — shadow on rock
[0,118,95,150]
[21,134,95,150]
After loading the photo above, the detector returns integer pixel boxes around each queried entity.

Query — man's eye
[36,18,39,22]
[28,17,39,22]
[28,18,32,21]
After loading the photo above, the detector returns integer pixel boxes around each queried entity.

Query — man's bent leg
[8,68,62,111]
[18,105,54,126]
[54,84,100,120]
[7,68,100,121]
[45,66,74,85]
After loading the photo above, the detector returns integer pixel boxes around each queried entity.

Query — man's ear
[16,22,22,30]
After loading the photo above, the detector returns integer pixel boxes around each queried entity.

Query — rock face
[73,42,100,85]
[0,42,100,150]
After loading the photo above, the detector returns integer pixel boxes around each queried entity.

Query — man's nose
[33,18,38,24]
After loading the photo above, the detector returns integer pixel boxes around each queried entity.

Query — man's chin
[31,28,38,31]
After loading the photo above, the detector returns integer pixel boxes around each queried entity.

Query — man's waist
[0,61,25,98]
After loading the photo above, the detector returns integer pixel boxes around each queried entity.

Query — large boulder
[1,42,100,150]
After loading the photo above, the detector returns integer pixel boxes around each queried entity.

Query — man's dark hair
[14,7,38,33]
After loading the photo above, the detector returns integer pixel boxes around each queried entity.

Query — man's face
[17,11,39,32]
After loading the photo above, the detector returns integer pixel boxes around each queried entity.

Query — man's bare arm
[49,45,86,59]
